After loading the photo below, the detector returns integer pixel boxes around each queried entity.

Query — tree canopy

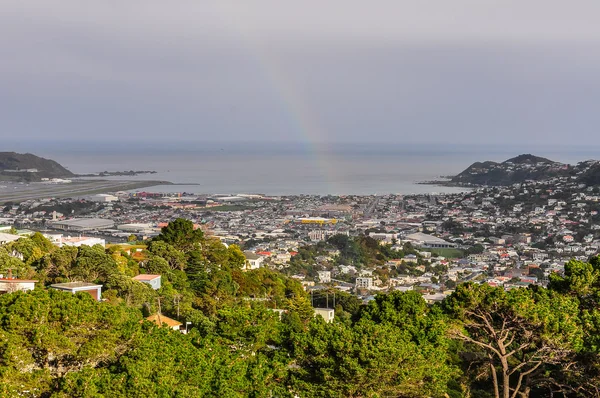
[0,221,599,397]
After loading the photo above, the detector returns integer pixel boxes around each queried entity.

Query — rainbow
[211,3,341,193]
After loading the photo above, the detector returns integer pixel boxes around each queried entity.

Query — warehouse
[403,232,457,249]
[48,218,114,232]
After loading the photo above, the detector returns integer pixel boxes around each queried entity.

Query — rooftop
[51,282,103,289]
[132,274,161,281]
[405,232,451,244]
[0,232,21,242]
[146,313,182,328]
[49,218,114,229]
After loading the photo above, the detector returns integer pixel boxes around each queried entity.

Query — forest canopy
[0,219,599,397]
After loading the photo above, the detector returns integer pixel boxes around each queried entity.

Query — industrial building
[47,218,115,232]
[403,232,457,249]
[295,217,338,225]
[86,194,118,202]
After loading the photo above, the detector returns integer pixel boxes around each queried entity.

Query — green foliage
[153,218,204,252]
[288,318,454,397]
[3,228,600,397]
[146,240,186,270]
[445,283,586,397]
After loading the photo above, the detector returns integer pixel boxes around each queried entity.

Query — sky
[2,1,600,148]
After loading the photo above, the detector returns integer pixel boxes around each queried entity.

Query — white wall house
[44,234,106,248]
[355,277,373,289]
[244,252,265,270]
[132,274,162,290]
[0,279,37,293]
[317,271,331,283]
[313,308,335,323]
[0,233,20,245]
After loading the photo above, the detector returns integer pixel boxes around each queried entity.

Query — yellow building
[297,217,337,225]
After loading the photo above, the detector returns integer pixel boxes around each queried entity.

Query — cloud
[1,1,600,145]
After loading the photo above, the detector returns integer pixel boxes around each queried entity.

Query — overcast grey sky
[2,1,600,146]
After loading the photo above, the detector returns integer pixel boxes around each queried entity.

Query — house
[355,277,373,289]
[44,234,106,248]
[422,293,448,304]
[0,232,20,245]
[313,308,335,323]
[317,271,331,283]
[0,278,37,293]
[243,251,264,270]
[403,254,418,264]
[132,274,162,290]
[145,313,183,331]
[50,282,103,301]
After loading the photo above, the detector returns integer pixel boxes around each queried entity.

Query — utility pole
[174,294,181,319]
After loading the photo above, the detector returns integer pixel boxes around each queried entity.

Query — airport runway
[0,180,169,203]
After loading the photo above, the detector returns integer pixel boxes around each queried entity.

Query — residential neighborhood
[3,170,600,306]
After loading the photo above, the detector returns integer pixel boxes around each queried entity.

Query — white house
[317,271,331,283]
[50,282,103,301]
[0,278,37,293]
[355,277,373,289]
[313,308,335,323]
[244,252,265,270]
[132,274,162,290]
[0,233,20,245]
[44,234,106,248]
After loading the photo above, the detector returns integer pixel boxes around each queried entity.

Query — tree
[153,218,204,252]
[445,283,583,398]
[146,240,186,270]
[288,317,455,397]
[144,256,171,276]
[0,247,30,279]
[72,244,118,283]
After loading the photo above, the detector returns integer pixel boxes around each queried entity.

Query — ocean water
[27,142,600,196]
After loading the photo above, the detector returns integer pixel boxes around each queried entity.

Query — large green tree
[153,218,204,252]
[445,283,583,398]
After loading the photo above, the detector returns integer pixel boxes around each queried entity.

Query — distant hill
[0,152,74,180]
[502,154,555,165]
[451,154,568,186]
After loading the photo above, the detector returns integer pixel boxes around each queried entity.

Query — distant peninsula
[76,170,158,177]
[0,152,74,181]
[442,154,600,187]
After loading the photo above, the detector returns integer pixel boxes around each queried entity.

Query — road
[364,196,380,217]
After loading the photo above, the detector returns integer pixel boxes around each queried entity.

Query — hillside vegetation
[0,152,74,179]
[0,219,600,397]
